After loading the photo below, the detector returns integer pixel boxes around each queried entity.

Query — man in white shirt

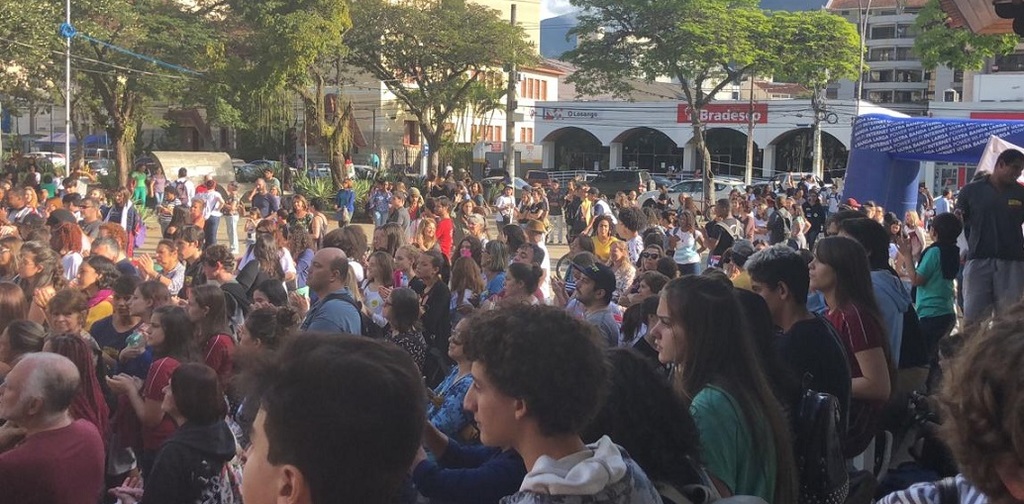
[934,189,953,216]
[494,185,516,227]
[195,177,224,247]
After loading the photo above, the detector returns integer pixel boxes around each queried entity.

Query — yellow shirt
[732,270,753,291]
[85,300,114,331]
[593,236,620,263]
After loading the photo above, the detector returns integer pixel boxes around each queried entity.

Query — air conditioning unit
[943,89,961,102]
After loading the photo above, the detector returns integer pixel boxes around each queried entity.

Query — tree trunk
[111,124,131,188]
[423,130,442,178]
[689,116,713,213]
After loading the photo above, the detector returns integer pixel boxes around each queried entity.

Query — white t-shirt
[237,248,298,278]
[62,252,83,281]
[495,195,516,221]
[196,190,225,218]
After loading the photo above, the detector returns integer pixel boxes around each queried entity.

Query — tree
[345,0,535,177]
[223,0,354,187]
[67,0,221,186]
[769,10,861,176]
[565,0,771,204]
[914,0,1018,72]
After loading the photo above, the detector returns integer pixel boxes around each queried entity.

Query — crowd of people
[0,149,1023,504]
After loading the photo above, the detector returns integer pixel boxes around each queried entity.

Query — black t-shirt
[956,177,1024,261]
[776,316,852,431]
[705,218,738,258]
[91,315,140,374]
[181,258,206,300]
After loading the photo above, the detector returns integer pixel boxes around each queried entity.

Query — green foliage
[292,172,336,209]
[345,0,536,175]
[565,0,768,103]
[768,11,862,91]
[913,0,1019,71]
[352,179,371,218]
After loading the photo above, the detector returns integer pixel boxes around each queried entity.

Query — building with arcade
[532,99,902,180]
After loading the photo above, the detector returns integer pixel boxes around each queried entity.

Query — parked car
[650,174,674,189]
[588,169,653,197]
[525,170,555,188]
[768,172,828,194]
[235,163,263,183]
[481,176,530,203]
[636,177,747,210]
[28,151,66,169]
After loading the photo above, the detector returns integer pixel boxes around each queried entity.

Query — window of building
[520,127,534,144]
[894,69,924,82]
[868,48,894,61]
[871,25,896,39]
[868,90,894,103]
[877,9,897,15]
[826,87,839,99]
[953,70,964,83]
[993,52,1024,72]
[404,120,420,146]
[541,80,548,101]
[893,90,925,103]
[895,47,914,60]
[869,70,895,82]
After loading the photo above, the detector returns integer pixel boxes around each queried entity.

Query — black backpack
[794,375,850,504]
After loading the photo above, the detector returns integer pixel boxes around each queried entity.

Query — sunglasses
[640,252,660,259]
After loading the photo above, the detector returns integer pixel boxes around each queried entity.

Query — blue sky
[541,0,576,19]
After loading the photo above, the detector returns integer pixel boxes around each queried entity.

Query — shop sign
[677,103,768,124]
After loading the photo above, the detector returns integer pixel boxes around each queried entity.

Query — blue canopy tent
[845,114,1024,214]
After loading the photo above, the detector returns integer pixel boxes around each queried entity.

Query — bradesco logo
[677,103,768,124]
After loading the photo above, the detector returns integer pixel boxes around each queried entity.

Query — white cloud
[541,0,576,19]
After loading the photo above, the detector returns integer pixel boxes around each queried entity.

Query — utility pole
[855,0,872,118]
[503,3,517,179]
[64,0,72,176]
[744,76,755,186]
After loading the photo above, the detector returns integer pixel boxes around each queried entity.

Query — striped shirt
[878,474,988,504]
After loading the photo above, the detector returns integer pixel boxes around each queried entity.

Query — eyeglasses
[640,252,660,259]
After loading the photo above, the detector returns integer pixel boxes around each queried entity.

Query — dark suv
[588,169,653,197]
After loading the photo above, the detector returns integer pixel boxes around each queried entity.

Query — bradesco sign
[677,103,768,124]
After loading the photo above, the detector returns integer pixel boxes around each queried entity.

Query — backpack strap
[936,476,959,504]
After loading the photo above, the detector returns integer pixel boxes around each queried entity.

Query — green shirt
[131,171,148,190]
[914,247,955,318]
[690,385,776,503]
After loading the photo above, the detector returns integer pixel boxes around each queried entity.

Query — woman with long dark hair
[583,349,710,500]
[0,235,23,282]
[500,224,526,259]
[186,284,235,388]
[651,275,797,503]
[107,305,195,478]
[19,240,67,324]
[0,281,28,337]
[77,255,120,330]
[111,363,236,504]
[811,235,892,457]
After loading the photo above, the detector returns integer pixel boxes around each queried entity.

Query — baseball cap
[466,214,485,227]
[731,239,755,263]
[571,261,617,295]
